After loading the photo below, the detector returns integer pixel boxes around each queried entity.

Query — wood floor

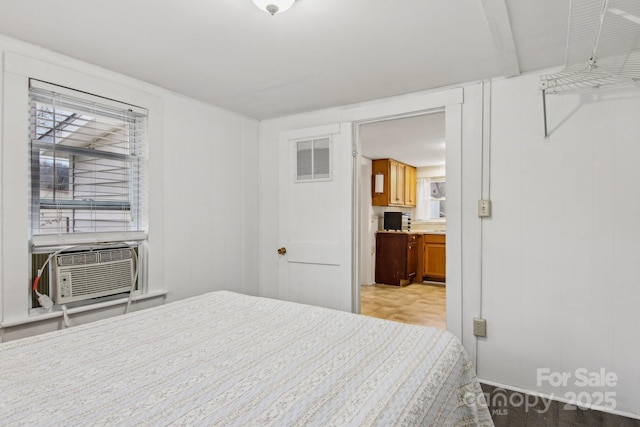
[360,282,446,329]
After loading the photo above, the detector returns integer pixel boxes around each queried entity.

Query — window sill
[1,290,167,328]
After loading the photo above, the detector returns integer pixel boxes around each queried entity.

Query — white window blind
[28,80,148,238]
[295,137,331,182]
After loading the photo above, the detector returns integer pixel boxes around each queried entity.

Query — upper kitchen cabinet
[372,159,416,207]
[404,165,416,207]
[389,160,405,205]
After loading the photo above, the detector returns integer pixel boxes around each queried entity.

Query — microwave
[383,212,411,231]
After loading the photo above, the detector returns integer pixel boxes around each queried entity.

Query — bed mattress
[0,291,491,426]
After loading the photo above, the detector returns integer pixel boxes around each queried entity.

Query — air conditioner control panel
[58,272,72,300]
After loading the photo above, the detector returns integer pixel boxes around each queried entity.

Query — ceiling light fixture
[252,0,296,16]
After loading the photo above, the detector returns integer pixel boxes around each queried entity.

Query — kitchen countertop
[377,230,445,235]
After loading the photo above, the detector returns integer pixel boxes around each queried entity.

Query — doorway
[356,111,447,328]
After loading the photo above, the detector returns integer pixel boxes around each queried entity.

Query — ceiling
[360,112,445,168]
[0,0,570,121]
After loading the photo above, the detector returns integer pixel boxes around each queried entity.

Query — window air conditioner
[53,248,135,304]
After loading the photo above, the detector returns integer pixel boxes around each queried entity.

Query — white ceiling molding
[479,0,521,78]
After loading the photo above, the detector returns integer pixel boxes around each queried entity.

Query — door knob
[277,247,287,255]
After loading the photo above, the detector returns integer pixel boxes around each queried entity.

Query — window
[28,80,147,239]
[416,176,446,220]
[295,137,331,182]
[429,178,446,218]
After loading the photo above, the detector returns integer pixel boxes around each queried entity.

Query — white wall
[0,35,259,340]
[161,93,258,302]
[417,166,446,178]
[479,71,640,417]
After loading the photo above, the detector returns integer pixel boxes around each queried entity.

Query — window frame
[28,79,149,247]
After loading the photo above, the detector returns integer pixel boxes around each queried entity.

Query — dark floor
[481,384,640,427]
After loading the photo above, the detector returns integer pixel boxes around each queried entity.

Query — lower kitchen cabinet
[375,232,419,286]
[423,233,446,282]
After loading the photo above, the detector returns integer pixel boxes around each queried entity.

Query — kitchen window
[416,177,446,220]
[429,178,446,218]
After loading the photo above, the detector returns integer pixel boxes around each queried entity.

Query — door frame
[351,104,463,341]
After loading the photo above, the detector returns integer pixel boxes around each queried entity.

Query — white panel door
[277,123,353,312]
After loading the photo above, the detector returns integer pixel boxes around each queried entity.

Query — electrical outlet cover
[473,317,487,337]
[478,200,491,217]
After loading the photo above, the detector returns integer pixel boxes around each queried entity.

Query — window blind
[28,81,148,238]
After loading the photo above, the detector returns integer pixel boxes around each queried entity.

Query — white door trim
[352,102,464,342]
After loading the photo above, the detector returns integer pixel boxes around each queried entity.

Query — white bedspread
[0,291,491,426]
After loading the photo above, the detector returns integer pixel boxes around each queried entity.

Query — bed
[0,291,491,426]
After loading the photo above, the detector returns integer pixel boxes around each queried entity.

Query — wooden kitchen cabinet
[404,165,416,207]
[375,232,419,286]
[423,233,446,282]
[389,160,405,205]
[372,159,416,207]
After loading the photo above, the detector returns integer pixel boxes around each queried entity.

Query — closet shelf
[540,0,640,94]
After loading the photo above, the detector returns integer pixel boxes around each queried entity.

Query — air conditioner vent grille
[68,262,133,296]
